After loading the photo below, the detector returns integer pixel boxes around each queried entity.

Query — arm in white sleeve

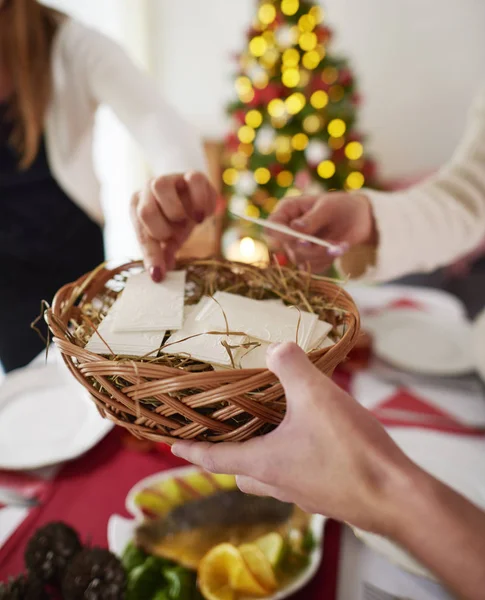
[341,86,485,282]
[74,24,207,175]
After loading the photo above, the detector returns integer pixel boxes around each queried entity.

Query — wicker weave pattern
[45,260,360,444]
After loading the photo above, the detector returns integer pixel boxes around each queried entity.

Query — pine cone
[62,548,126,600]
[0,574,48,600]
[24,522,82,584]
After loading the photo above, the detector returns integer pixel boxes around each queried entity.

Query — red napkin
[372,388,485,436]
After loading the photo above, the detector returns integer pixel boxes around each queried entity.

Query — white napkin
[112,271,186,333]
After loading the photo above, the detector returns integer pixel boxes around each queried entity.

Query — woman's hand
[172,342,414,535]
[131,172,218,281]
[268,192,377,273]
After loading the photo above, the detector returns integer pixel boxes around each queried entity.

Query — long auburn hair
[0,0,63,169]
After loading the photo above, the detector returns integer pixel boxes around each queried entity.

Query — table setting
[0,258,484,600]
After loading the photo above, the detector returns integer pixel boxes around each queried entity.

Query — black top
[0,102,103,268]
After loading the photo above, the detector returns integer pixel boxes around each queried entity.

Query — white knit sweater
[44,18,206,227]
[342,86,485,282]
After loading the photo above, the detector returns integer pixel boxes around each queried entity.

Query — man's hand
[268,192,377,272]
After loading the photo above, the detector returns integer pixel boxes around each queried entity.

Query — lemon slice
[198,543,268,600]
[239,544,278,592]
[254,532,285,568]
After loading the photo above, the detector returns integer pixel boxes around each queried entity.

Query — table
[0,428,342,599]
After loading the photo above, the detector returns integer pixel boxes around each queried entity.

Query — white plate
[0,362,113,470]
[366,309,474,376]
[353,429,485,580]
[108,466,325,600]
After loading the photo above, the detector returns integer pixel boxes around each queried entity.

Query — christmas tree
[222,0,378,229]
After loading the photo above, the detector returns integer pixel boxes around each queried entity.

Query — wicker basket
[45,260,360,444]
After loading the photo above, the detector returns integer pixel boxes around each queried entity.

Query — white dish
[354,429,485,580]
[366,309,474,376]
[108,466,326,600]
[0,362,113,470]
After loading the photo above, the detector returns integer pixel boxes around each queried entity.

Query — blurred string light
[238,125,256,144]
[299,32,317,51]
[329,136,345,150]
[299,14,316,32]
[249,36,267,57]
[245,204,261,218]
[282,48,300,66]
[292,132,309,150]
[282,68,300,88]
[277,170,294,187]
[309,5,324,23]
[322,66,339,84]
[285,92,306,114]
[346,171,365,189]
[263,197,279,212]
[302,50,321,70]
[329,85,345,103]
[223,168,239,186]
[245,109,263,128]
[310,90,329,109]
[345,141,364,160]
[258,3,276,25]
[254,167,271,184]
[328,118,346,138]
[281,0,299,16]
[268,98,286,118]
[317,160,336,179]
[303,114,322,134]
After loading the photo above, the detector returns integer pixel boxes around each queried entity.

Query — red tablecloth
[0,429,341,599]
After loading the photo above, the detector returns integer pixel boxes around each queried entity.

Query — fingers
[130,192,166,279]
[266,343,323,410]
[235,475,289,502]
[171,437,265,476]
[268,196,318,243]
[185,171,218,223]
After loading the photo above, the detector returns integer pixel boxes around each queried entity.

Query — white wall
[151,0,485,179]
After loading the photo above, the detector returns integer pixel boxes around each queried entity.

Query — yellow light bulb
[245,110,263,129]
[329,85,345,103]
[235,76,252,95]
[260,48,280,69]
[277,170,294,187]
[328,118,346,138]
[292,133,309,151]
[239,143,254,156]
[240,90,255,104]
[282,48,300,67]
[238,125,256,144]
[309,6,324,23]
[276,150,292,163]
[281,0,299,16]
[285,92,306,115]
[262,30,275,45]
[275,136,292,153]
[253,73,269,89]
[299,71,311,87]
[245,205,261,218]
[231,153,247,169]
[222,168,239,186]
[263,197,279,213]
[316,45,326,60]
[249,36,268,57]
[346,172,365,190]
[302,50,321,70]
[258,3,276,25]
[299,32,317,51]
[317,160,336,179]
[268,98,286,118]
[310,90,329,109]
[303,114,322,134]
[282,68,301,88]
[271,116,288,129]
[240,236,256,258]
[254,167,271,185]
[322,66,339,84]
[345,141,364,161]
[298,14,316,32]
[329,136,345,150]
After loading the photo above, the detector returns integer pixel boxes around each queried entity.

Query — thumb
[291,200,331,235]
[266,343,322,411]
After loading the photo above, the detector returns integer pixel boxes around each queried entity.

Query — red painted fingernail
[150,266,162,282]
[195,211,204,224]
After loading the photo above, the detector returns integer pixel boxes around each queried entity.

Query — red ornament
[332,147,346,163]
[309,76,330,94]
[316,25,333,44]
[362,159,377,180]
[249,83,283,107]
[351,92,363,106]
[224,132,239,152]
[274,252,289,267]
[269,163,284,176]
[233,110,246,125]
[338,68,354,87]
